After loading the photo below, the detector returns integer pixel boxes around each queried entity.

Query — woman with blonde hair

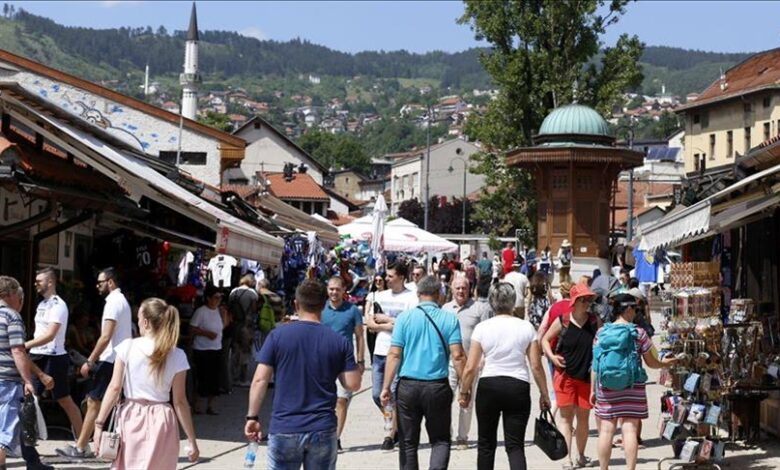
[94,298,199,469]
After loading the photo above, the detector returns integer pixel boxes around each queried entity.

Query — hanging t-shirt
[632,248,658,283]
[241,259,261,276]
[177,251,195,286]
[115,337,190,402]
[30,295,68,356]
[208,255,238,287]
[190,306,223,350]
[372,288,419,357]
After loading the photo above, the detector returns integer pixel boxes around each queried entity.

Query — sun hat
[569,282,596,307]
[561,239,571,248]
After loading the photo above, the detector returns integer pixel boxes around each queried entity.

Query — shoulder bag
[534,409,568,460]
[416,306,449,358]
[98,340,135,461]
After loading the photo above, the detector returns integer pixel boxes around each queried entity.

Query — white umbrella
[370,194,388,266]
[339,215,458,254]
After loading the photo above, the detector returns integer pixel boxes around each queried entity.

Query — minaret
[180,2,201,120]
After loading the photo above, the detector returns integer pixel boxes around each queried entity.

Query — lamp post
[448,156,468,234]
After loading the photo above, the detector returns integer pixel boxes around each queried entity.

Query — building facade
[677,49,780,174]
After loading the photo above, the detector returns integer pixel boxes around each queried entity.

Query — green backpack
[259,294,276,334]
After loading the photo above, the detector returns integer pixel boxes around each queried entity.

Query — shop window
[159,151,207,165]
[726,131,733,158]
[745,127,751,152]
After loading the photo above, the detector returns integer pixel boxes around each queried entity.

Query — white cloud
[239,26,267,41]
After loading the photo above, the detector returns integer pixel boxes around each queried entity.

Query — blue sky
[8,1,780,54]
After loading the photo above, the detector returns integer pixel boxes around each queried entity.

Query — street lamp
[448,156,468,234]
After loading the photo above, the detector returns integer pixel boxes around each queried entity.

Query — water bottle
[383,404,394,431]
[244,441,259,468]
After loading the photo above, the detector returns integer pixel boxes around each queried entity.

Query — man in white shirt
[25,267,83,440]
[365,262,418,451]
[503,261,530,318]
[405,265,426,292]
[443,277,490,450]
[58,267,132,459]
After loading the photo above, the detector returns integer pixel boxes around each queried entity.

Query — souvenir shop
[641,162,780,464]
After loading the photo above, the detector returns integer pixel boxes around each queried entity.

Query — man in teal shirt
[321,277,365,451]
[380,275,466,470]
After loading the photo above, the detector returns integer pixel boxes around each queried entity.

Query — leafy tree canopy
[459,0,644,241]
[297,130,371,173]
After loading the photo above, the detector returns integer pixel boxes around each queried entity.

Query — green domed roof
[538,103,611,138]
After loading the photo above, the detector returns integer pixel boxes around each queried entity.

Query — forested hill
[0,8,755,96]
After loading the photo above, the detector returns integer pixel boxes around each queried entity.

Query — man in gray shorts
[321,277,365,452]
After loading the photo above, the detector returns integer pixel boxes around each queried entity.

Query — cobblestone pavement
[18,311,780,469]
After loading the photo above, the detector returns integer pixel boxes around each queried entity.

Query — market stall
[338,216,458,254]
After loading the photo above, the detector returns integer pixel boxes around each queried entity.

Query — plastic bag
[21,394,37,446]
[33,395,47,440]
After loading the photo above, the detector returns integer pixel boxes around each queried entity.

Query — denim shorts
[268,429,337,470]
[371,354,398,409]
[0,381,22,454]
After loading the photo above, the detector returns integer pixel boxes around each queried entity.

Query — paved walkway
[17,311,780,469]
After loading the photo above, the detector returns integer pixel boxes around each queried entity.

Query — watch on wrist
[357,360,365,364]
[246,415,259,421]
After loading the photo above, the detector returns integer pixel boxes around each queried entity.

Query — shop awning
[339,216,458,254]
[4,94,283,264]
[640,162,780,251]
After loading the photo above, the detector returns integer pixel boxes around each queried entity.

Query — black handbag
[534,409,568,461]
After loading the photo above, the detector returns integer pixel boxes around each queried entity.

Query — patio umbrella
[370,194,388,267]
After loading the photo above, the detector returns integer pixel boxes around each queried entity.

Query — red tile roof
[679,48,780,111]
[266,172,329,201]
[221,184,260,199]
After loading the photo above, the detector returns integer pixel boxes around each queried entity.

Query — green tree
[198,111,233,132]
[459,0,644,240]
[297,130,371,173]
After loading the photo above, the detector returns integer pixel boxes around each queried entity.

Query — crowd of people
[0,244,673,470]
[242,246,674,470]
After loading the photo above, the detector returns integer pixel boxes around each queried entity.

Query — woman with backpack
[541,283,601,470]
[592,294,676,470]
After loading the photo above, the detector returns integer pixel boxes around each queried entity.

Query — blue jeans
[267,429,337,470]
[371,354,399,409]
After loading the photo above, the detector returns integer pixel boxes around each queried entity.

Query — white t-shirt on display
[471,315,536,382]
[115,337,190,402]
[99,289,133,363]
[371,288,419,357]
[30,295,69,356]
[208,255,238,287]
[190,306,223,350]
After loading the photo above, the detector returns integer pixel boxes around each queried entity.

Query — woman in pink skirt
[94,298,200,469]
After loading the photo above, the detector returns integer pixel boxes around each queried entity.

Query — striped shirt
[0,303,26,382]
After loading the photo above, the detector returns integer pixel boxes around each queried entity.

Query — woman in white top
[189,285,225,414]
[459,282,551,470]
[94,297,199,470]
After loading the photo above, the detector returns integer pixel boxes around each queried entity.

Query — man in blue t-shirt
[321,276,365,451]
[380,275,465,470]
[245,280,362,470]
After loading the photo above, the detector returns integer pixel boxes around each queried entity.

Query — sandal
[612,436,623,448]
[576,456,593,468]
